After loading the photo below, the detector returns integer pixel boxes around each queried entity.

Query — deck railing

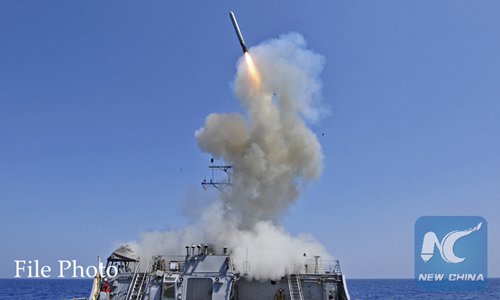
[295,258,342,275]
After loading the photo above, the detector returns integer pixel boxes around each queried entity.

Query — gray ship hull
[86,246,350,300]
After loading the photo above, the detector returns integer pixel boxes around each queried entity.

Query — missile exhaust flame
[244,52,261,88]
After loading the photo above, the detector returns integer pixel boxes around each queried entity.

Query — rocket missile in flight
[229,11,248,53]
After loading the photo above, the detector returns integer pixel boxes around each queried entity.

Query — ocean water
[347,279,500,300]
[0,278,498,299]
[0,279,91,300]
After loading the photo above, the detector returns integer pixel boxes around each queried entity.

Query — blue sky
[1,1,499,278]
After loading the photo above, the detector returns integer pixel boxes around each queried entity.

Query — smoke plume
[130,33,331,280]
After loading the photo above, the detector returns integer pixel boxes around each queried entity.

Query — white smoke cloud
[130,33,331,280]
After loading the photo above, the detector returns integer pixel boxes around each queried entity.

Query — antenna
[201,159,233,194]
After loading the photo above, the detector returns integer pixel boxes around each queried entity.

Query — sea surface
[0,278,498,299]
[348,279,500,300]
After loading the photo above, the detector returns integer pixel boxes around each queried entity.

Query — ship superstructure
[86,244,350,300]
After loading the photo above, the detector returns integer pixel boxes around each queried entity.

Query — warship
[80,243,350,300]
[75,11,351,300]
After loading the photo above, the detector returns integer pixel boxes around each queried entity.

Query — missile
[229,11,248,53]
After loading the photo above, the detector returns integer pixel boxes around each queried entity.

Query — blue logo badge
[415,216,487,291]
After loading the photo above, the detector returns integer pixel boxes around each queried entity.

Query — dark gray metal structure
[86,245,350,300]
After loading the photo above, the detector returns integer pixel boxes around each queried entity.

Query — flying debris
[229,11,248,53]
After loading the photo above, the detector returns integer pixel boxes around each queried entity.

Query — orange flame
[244,52,261,88]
